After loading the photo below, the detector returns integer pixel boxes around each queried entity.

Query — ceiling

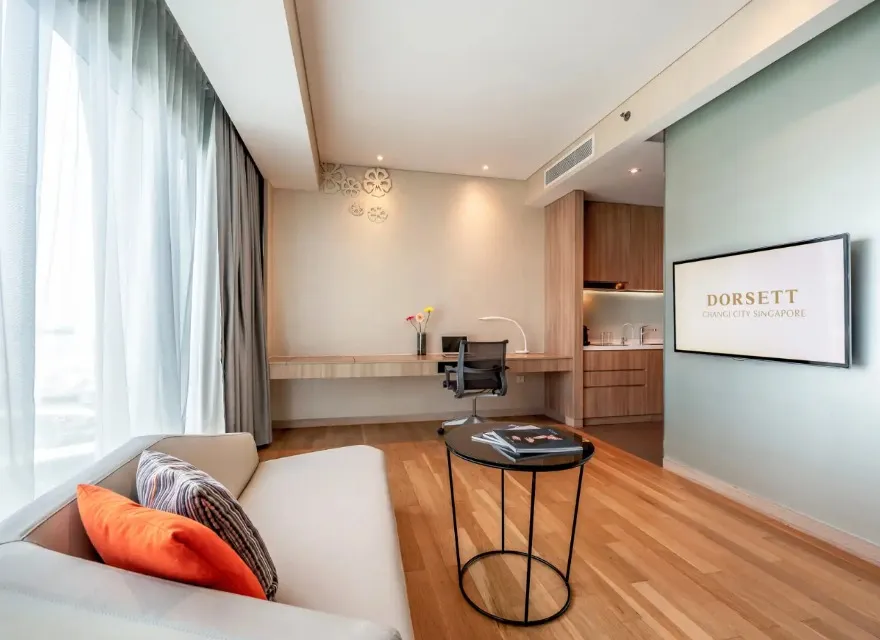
[165,0,319,190]
[169,0,863,201]
[573,141,666,207]
[296,0,749,180]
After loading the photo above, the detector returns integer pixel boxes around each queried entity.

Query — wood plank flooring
[261,418,880,640]
[584,421,664,466]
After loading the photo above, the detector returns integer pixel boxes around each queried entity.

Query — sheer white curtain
[0,0,224,519]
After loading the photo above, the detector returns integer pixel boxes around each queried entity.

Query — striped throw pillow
[136,450,278,600]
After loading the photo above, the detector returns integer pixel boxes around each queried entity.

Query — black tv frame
[672,233,852,368]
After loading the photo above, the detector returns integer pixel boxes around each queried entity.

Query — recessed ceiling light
[376,155,384,162]
[629,167,640,174]
[482,165,489,171]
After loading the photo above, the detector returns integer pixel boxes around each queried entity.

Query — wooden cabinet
[583,349,663,421]
[630,206,664,291]
[584,202,630,283]
[646,350,664,415]
[585,370,647,387]
[584,386,647,419]
[583,201,663,291]
[584,350,648,371]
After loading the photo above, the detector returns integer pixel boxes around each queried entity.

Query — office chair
[437,340,508,435]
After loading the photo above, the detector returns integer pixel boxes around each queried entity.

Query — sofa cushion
[76,484,266,599]
[136,450,278,600]
[0,542,403,640]
[238,445,413,640]
[0,433,258,562]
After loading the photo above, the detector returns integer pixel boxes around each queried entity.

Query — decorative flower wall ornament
[362,167,392,197]
[335,167,393,224]
[320,163,345,194]
[340,176,361,197]
[368,206,388,223]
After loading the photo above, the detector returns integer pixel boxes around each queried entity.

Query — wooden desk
[269,353,572,380]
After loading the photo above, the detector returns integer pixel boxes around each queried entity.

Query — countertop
[584,344,663,351]
[268,352,573,380]
[269,352,571,364]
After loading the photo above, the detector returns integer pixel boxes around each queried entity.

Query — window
[0,0,223,521]
[34,30,97,494]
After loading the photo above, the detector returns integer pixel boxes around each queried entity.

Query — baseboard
[663,457,880,567]
[274,407,548,429]
[584,414,663,426]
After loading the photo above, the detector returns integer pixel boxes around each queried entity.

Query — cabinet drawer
[584,386,648,419]
[585,370,647,387]
[584,350,648,372]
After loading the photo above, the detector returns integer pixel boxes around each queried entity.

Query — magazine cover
[492,426,582,454]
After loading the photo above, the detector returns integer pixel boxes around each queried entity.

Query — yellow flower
[424,306,434,314]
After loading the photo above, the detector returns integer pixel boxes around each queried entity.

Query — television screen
[673,234,851,367]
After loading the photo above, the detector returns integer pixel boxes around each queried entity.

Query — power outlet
[516,375,525,384]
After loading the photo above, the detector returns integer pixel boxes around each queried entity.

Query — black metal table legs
[500,467,505,551]
[446,448,462,571]
[446,449,586,626]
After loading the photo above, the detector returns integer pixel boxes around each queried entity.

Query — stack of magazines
[471,425,582,461]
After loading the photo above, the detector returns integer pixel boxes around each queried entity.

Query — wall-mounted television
[673,234,851,367]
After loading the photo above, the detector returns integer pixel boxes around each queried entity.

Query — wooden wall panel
[646,350,664,415]
[544,191,584,426]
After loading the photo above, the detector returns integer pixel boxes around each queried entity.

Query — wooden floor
[261,418,880,640]
[584,421,664,466]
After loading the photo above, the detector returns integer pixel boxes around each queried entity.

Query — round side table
[444,424,595,626]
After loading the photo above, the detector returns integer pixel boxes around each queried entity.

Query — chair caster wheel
[437,426,445,436]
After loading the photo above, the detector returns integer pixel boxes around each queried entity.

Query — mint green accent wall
[665,2,880,545]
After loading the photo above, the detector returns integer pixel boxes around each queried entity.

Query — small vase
[416,332,427,356]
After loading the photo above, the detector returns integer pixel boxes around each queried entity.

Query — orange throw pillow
[76,484,265,600]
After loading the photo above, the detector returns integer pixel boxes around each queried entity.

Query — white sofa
[0,433,413,640]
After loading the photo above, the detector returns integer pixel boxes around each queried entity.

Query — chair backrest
[454,340,508,396]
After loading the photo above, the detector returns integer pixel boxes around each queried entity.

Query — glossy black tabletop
[444,423,595,472]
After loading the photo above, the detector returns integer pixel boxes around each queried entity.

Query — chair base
[437,414,488,436]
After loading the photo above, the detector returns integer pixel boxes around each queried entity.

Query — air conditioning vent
[544,135,594,187]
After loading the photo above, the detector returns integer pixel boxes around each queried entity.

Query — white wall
[665,2,880,546]
[269,167,545,423]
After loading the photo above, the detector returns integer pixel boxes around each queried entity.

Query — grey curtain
[215,106,271,446]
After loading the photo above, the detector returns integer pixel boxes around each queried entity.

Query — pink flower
[415,313,425,323]
[405,315,415,322]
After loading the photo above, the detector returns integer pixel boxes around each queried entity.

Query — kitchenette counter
[584,344,663,351]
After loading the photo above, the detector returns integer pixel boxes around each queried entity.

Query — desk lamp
[478,316,528,354]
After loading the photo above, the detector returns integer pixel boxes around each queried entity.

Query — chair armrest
[0,543,400,640]
[151,433,259,498]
